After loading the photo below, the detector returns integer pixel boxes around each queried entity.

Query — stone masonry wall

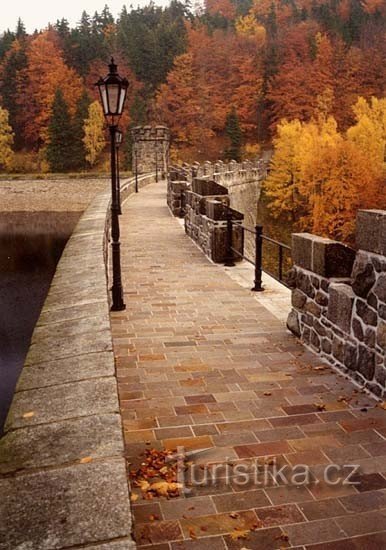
[168,159,267,259]
[287,210,386,398]
[131,125,170,175]
[168,171,244,264]
[0,173,155,549]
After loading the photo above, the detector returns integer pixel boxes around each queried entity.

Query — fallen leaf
[230,512,240,519]
[230,529,250,541]
[189,528,197,539]
[130,494,139,502]
[150,481,182,497]
[138,480,151,492]
[22,411,35,418]
[79,456,93,464]
[263,392,272,396]
[379,402,386,410]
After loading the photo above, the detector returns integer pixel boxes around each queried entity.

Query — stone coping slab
[5,377,119,430]
[0,174,155,549]
[0,414,123,474]
[16,351,115,391]
[0,459,132,550]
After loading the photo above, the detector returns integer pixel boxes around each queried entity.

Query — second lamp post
[115,128,123,215]
[96,58,128,311]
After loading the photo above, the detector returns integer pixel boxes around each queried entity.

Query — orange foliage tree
[156,24,263,157]
[17,30,83,147]
[156,52,215,151]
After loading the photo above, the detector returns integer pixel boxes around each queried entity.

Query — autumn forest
[0,0,385,241]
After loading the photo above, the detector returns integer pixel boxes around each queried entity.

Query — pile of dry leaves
[129,448,183,500]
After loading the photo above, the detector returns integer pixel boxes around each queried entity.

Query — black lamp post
[96,58,128,312]
[115,128,123,215]
[134,143,139,193]
[155,141,159,183]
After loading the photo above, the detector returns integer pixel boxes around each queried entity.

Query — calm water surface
[0,212,80,433]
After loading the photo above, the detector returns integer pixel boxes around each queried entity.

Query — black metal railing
[175,181,292,290]
[226,211,292,290]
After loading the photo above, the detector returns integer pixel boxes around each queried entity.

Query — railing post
[155,142,159,182]
[279,245,283,282]
[134,146,139,193]
[224,208,235,267]
[181,189,186,217]
[252,224,264,291]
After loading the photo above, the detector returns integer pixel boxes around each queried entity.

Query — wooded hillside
[0,1,385,240]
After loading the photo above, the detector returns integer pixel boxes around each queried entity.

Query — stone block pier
[287,210,386,399]
[1,178,386,549]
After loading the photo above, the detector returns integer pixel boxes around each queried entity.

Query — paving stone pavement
[111,181,386,549]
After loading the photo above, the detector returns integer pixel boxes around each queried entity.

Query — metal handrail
[227,214,292,290]
[177,184,292,290]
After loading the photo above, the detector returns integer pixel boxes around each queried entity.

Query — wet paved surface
[111,181,386,549]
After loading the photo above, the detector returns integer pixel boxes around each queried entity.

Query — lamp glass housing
[115,130,123,145]
[96,59,128,126]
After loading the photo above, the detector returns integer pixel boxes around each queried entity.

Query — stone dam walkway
[111,181,386,549]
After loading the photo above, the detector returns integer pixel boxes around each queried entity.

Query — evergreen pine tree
[72,90,91,169]
[46,88,75,172]
[0,30,15,60]
[15,18,27,39]
[225,107,242,161]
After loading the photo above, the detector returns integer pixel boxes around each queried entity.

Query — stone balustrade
[287,210,386,398]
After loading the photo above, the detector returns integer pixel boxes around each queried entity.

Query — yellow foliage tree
[235,14,266,45]
[264,119,305,222]
[347,96,386,178]
[83,102,105,167]
[0,106,15,170]
[265,113,384,242]
[299,139,379,241]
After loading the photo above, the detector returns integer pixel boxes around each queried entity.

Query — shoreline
[0,177,109,212]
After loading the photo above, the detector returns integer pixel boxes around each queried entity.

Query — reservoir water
[0,212,80,434]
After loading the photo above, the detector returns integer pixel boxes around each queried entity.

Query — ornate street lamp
[115,128,123,215]
[96,59,128,311]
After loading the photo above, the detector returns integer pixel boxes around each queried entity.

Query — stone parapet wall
[168,159,267,259]
[168,172,244,263]
[0,173,155,549]
[167,179,189,217]
[287,210,386,398]
[169,159,267,188]
[197,159,268,188]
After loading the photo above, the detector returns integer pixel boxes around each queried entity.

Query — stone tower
[131,126,170,177]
